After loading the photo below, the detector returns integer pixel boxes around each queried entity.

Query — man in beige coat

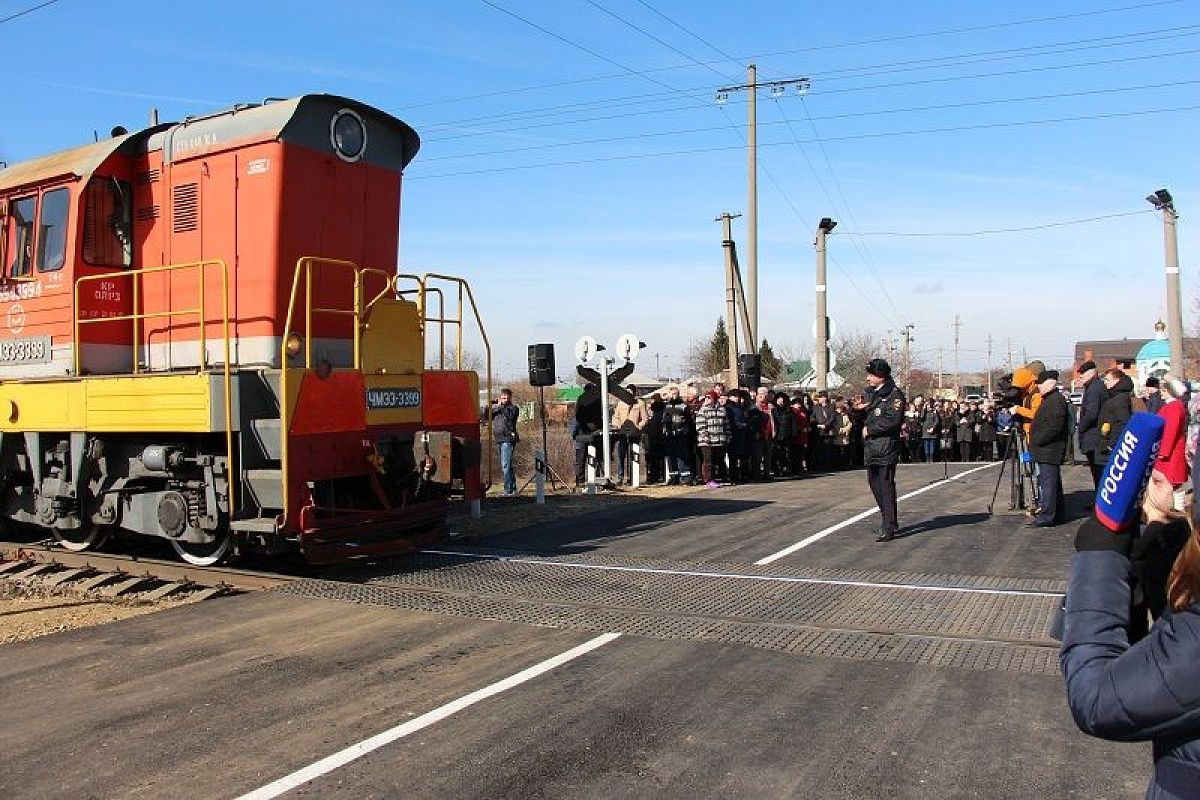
[613,390,649,485]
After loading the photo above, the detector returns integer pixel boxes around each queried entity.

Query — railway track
[0,540,295,602]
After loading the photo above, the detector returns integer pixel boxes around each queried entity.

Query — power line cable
[415,40,1200,136]
[581,0,735,82]
[423,79,1200,155]
[413,22,1198,130]
[631,0,741,64]
[0,0,60,25]
[404,0,1183,112]
[838,209,1156,237]
[479,0,682,94]
[411,105,1200,178]
[424,77,1200,147]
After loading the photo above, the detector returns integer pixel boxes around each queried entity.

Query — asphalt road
[0,463,1149,799]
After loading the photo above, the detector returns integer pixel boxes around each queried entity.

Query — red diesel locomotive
[0,94,487,564]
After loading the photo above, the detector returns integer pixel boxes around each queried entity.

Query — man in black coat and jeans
[1075,360,1106,489]
[853,358,906,542]
[1028,369,1070,527]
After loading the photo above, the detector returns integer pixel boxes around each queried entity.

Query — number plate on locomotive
[0,336,51,365]
[366,387,422,410]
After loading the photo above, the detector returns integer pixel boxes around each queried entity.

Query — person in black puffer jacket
[1099,368,1135,457]
[1062,468,1200,800]
[771,393,795,476]
[660,386,695,485]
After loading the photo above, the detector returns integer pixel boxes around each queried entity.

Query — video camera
[992,373,1024,409]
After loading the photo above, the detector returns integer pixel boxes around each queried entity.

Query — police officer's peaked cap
[865,358,892,378]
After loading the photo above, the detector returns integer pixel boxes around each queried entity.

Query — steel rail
[0,541,294,592]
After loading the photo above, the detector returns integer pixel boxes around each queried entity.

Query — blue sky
[2,0,1197,380]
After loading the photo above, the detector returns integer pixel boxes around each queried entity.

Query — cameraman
[1061,473,1200,799]
[489,388,521,497]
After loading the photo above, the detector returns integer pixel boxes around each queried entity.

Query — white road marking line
[235,632,621,800]
[754,461,1002,565]
[421,547,1060,598]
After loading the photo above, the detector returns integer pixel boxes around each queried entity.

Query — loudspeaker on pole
[738,353,762,388]
[528,343,556,387]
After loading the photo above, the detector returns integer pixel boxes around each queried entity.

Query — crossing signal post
[575,334,645,491]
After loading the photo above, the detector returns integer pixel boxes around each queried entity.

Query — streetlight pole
[716,70,810,350]
[815,217,836,391]
[1147,189,1184,375]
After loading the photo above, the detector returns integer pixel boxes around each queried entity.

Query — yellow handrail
[73,259,235,521]
[279,256,364,526]
[361,267,395,311]
[414,273,494,488]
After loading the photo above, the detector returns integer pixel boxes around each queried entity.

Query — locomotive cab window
[36,187,69,272]
[7,195,36,279]
[82,176,133,268]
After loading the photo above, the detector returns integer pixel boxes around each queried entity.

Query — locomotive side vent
[137,169,161,185]
[172,183,199,233]
[136,205,161,222]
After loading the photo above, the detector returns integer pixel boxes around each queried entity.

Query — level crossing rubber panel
[281,549,1064,676]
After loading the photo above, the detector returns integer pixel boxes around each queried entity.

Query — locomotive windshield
[82,176,132,267]
[36,187,70,272]
[7,195,36,278]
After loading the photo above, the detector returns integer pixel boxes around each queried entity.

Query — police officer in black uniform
[854,358,906,542]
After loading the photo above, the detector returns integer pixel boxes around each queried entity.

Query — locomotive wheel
[171,531,232,566]
[52,523,110,553]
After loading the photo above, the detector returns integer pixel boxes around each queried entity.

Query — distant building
[1072,320,1197,387]
[775,359,846,391]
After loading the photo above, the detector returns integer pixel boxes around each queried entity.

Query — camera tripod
[519,386,569,495]
[986,423,1040,515]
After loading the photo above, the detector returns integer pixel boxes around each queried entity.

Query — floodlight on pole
[1147,188,1184,375]
[814,217,837,391]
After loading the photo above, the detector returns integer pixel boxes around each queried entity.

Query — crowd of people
[569,385,1017,491]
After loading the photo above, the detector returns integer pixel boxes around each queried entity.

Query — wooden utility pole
[717,212,743,389]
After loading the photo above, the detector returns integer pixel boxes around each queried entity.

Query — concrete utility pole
[716,69,811,349]
[901,324,914,394]
[986,334,994,394]
[1147,189,1184,375]
[814,217,837,391]
[952,314,963,395]
[717,212,743,389]
[747,64,757,346]
[1006,338,1014,373]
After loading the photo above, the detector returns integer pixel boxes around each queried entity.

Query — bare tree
[830,328,884,387]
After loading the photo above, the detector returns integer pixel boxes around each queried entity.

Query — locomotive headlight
[330,109,367,162]
[285,332,304,358]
